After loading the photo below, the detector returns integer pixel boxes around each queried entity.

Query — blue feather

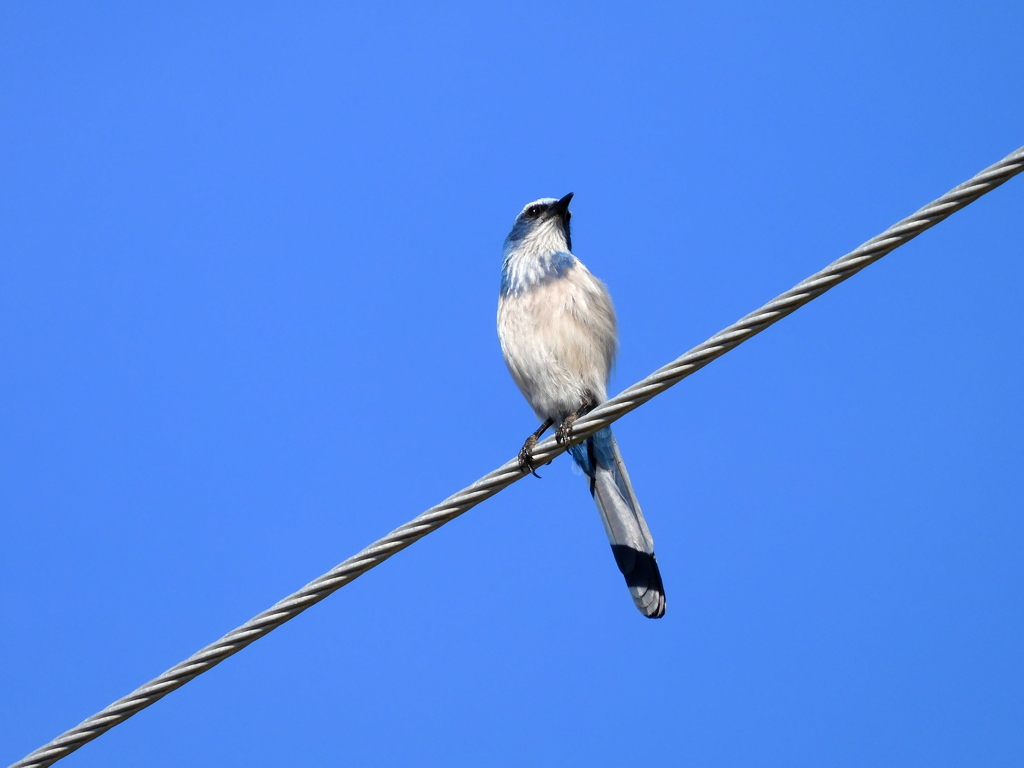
[500,250,576,297]
[568,427,616,477]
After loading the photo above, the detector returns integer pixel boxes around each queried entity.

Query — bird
[497,193,666,618]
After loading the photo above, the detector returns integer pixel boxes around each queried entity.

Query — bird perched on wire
[497,193,666,618]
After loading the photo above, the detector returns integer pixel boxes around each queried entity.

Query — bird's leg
[556,395,595,446]
[519,418,554,478]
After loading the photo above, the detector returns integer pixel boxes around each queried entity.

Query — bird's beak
[547,192,574,220]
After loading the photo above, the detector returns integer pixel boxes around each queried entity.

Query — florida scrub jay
[497,193,666,618]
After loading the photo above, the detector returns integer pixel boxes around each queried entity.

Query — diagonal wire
[10,145,1024,768]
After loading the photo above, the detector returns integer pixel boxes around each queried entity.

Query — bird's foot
[555,395,594,447]
[518,418,554,478]
[555,414,578,446]
[518,435,542,477]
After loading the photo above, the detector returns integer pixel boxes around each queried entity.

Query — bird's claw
[555,414,578,446]
[518,435,542,478]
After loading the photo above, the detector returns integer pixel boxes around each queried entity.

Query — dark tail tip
[610,545,667,619]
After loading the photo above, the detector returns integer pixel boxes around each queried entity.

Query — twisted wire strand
[11,145,1023,768]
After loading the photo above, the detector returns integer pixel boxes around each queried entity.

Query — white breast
[497,263,617,422]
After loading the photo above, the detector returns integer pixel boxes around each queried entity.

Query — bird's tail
[570,428,666,618]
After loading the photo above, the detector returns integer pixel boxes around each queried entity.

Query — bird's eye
[526,204,545,218]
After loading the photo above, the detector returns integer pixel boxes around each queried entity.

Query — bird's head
[504,192,573,255]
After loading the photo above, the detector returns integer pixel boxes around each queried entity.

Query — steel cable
[10,144,1023,768]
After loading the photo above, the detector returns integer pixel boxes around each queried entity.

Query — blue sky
[2,3,1022,766]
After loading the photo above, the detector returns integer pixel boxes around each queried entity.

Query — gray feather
[585,433,666,618]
